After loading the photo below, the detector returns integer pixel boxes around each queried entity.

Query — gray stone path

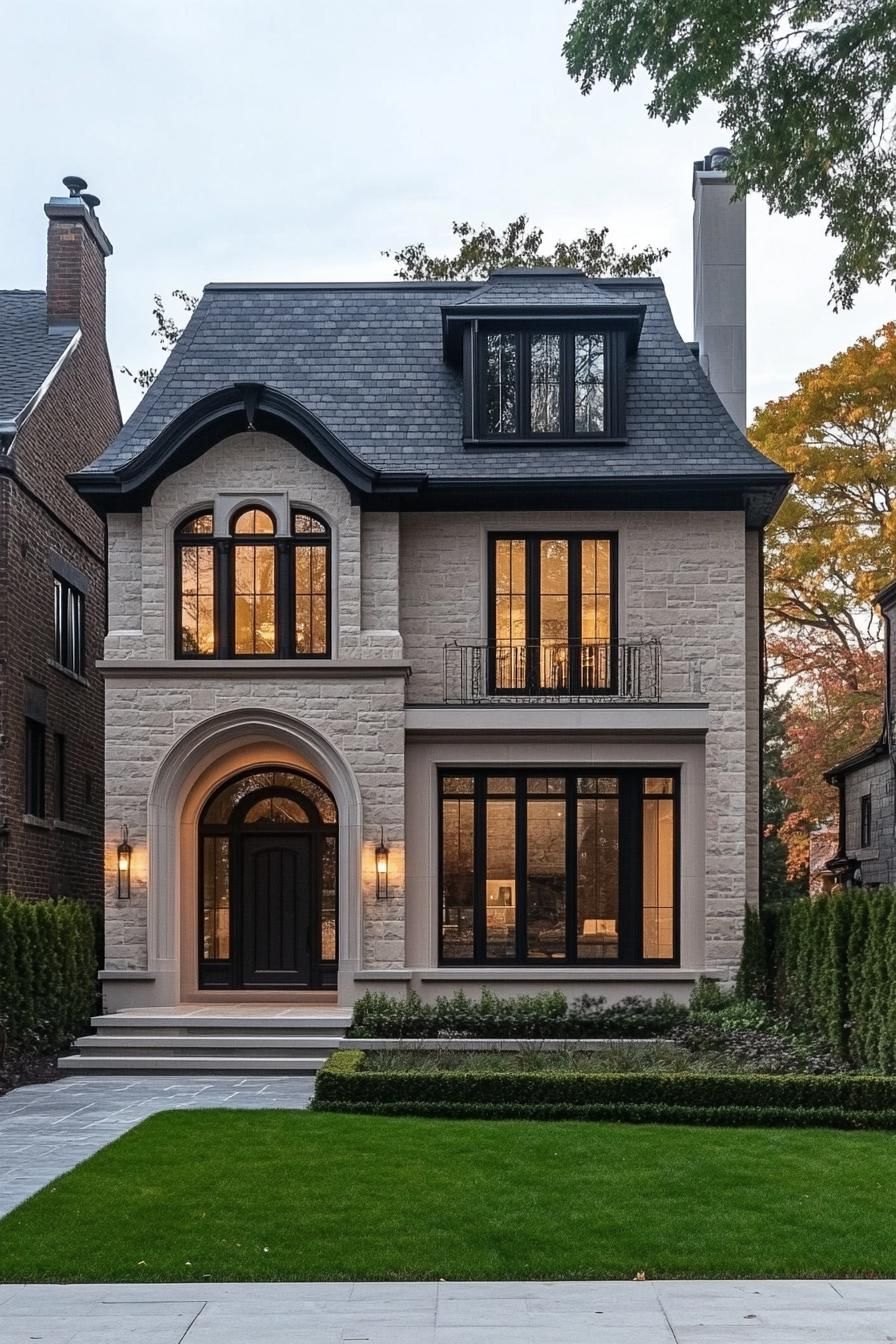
[2,1279,896,1343]
[0,1076,313,1216]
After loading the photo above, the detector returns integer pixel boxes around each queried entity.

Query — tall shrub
[757,886,896,1071]
[0,893,97,1054]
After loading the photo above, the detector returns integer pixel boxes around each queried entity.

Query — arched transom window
[175,507,331,658]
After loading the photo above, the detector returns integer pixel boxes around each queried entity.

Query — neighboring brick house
[72,150,790,1014]
[0,180,120,904]
[825,581,896,889]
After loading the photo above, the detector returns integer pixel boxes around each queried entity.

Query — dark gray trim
[49,551,90,594]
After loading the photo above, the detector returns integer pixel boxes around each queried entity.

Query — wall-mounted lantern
[375,828,389,901]
[117,824,132,900]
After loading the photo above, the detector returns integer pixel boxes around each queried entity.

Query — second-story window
[175,507,331,659]
[481,330,606,439]
[53,575,85,675]
[489,533,616,694]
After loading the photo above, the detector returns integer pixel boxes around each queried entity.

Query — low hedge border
[312,1052,896,1128]
[312,1097,896,1130]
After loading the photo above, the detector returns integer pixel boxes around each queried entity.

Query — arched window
[174,506,331,658]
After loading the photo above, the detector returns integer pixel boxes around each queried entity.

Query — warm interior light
[117,824,132,900]
[375,828,389,900]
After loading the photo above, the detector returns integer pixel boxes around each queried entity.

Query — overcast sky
[4,0,894,421]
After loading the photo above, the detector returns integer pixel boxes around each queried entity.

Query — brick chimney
[44,176,113,335]
[692,148,746,433]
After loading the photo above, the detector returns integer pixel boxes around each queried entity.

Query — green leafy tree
[762,690,809,904]
[563,0,896,307]
[384,214,667,280]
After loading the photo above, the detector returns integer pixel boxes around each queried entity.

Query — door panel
[240,835,312,987]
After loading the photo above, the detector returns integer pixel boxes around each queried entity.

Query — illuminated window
[174,507,331,659]
[439,770,677,965]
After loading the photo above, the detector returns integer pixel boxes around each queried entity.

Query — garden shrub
[347,988,688,1040]
[313,1050,896,1127]
[746,887,896,1071]
[0,893,97,1055]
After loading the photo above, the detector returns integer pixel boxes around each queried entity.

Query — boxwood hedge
[312,1051,896,1129]
[0,892,97,1054]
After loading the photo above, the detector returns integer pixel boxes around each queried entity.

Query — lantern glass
[117,831,132,900]
[375,836,389,900]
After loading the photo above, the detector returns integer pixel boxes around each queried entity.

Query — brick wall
[0,213,119,904]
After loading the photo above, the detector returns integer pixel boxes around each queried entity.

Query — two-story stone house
[0,179,120,904]
[73,152,789,1021]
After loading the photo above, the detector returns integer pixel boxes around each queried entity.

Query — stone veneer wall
[399,508,751,977]
[102,433,406,974]
[843,756,896,887]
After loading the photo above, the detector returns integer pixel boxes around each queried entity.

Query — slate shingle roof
[0,291,73,425]
[84,270,788,489]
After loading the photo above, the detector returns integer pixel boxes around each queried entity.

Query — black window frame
[860,793,872,848]
[24,718,46,818]
[54,732,66,821]
[174,507,332,661]
[472,324,625,444]
[53,574,85,676]
[438,767,680,968]
[487,531,618,695]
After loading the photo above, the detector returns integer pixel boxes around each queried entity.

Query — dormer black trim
[441,303,645,365]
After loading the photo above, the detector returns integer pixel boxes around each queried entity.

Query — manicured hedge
[745,888,896,1072]
[0,893,97,1054]
[347,988,688,1039]
[312,1051,896,1128]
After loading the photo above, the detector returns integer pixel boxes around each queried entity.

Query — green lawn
[2,1109,896,1282]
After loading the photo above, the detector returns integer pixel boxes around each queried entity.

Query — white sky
[4,0,894,421]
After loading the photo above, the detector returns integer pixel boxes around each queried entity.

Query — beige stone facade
[98,428,759,1010]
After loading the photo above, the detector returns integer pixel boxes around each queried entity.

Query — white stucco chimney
[692,147,746,434]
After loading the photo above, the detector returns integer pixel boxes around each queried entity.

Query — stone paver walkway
[0,1076,312,1217]
[2,1279,896,1343]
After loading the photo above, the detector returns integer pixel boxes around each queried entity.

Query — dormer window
[482,330,605,440]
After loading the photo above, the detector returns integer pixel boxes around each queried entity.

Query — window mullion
[473,774,487,963]
[618,772,643,963]
[217,540,231,658]
[276,539,291,658]
[560,332,574,436]
[515,772,527,962]
[527,536,539,694]
[566,769,577,962]
[519,333,530,436]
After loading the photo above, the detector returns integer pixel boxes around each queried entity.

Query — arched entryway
[198,767,338,990]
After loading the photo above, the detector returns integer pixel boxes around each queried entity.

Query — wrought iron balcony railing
[443,639,662,704]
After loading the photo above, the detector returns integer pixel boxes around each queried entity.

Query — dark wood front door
[240,834,312,987]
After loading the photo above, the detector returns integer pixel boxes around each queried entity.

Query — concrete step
[57,1054,327,1074]
[73,1034,341,1058]
[89,1013,352,1033]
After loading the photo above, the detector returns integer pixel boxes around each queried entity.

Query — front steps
[59,1009,352,1075]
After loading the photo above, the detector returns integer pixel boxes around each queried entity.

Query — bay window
[439,769,678,966]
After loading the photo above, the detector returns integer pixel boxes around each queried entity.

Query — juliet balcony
[442,639,663,705]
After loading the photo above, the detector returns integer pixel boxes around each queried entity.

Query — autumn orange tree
[752,322,896,878]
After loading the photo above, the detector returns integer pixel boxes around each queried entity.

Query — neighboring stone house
[73,150,789,1012]
[825,581,896,889]
[0,180,120,904]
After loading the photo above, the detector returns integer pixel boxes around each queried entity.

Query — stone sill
[46,657,90,688]
[22,814,51,830]
[99,659,411,681]
[406,704,709,734]
[98,970,155,981]
[358,967,716,983]
[53,819,89,836]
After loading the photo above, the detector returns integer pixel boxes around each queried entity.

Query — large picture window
[489,533,615,694]
[439,769,678,966]
[175,507,331,659]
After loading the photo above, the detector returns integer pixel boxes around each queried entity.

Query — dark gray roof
[0,291,73,425]
[458,268,620,306]
[84,272,787,490]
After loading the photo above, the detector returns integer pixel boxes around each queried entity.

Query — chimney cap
[81,192,101,212]
[62,174,88,197]
[694,146,732,174]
